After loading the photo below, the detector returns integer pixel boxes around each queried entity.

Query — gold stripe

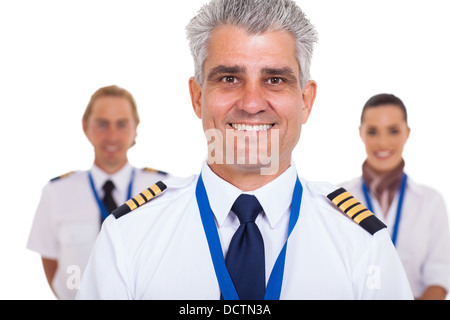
[338,197,359,212]
[60,172,73,179]
[353,211,373,224]
[141,189,153,201]
[331,191,352,206]
[134,194,146,206]
[126,199,137,211]
[347,204,368,219]
[150,184,162,195]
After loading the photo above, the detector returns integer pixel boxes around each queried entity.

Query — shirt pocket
[58,223,98,245]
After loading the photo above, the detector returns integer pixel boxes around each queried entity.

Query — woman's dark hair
[361,93,408,124]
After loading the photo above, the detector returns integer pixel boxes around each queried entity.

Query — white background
[1,0,449,299]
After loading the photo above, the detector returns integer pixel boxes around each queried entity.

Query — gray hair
[186,0,318,87]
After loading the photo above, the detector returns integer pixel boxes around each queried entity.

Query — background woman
[341,93,450,299]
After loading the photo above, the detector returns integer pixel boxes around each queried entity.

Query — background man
[27,85,168,299]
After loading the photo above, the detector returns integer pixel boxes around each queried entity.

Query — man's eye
[266,77,284,86]
[220,76,238,84]
[97,122,108,129]
[118,121,129,129]
[266,77,284,85]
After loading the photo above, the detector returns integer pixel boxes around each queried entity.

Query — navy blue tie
[225,194,265,300]
[102,180,117,214]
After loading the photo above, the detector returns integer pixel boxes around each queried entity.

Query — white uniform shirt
[341,176,450,298]
[77,162,412,300]
[27,162,168,300]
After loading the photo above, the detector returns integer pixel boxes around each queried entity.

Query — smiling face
[83,96,138,174]
[360,104,410,174]
[189,26,316,187]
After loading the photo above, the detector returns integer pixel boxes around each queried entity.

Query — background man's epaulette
[112,181,167,219]
[142,167,168,176]
[50,171,74,182]
[327,187,386,235]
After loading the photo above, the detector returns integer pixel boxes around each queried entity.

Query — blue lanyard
[362,173,407,246]
[88,169,135,221]
[195,174,303,300]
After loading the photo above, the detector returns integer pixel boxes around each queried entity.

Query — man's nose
[105,125,121,140]
[237,83,269,115]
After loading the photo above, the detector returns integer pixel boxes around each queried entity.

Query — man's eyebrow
[94,118,109,123]
[207,65,246,81]
[261,67,297,79]
[94,118,130,123]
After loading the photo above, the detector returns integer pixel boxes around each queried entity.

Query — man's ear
[82,119,89,138]
[300,80,317,124]
[189,77,202,119]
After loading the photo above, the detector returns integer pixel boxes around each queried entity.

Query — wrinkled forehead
[204,26,300,78]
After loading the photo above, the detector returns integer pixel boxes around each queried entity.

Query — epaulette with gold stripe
[142,167,168,176]
[327,187,386,235]
[112,181,167,219]
[50,171,75,182]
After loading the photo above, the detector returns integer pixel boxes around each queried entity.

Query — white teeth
[231,123,273,131]
[376,151,391,158]
[105,146,119,152]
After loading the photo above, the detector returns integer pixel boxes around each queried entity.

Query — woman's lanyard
[362,173,407,247]
[88,169,135,221]
[195,173,303,300]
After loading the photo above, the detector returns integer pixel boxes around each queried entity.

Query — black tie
[102,180,117,214]
[225,194,265,300]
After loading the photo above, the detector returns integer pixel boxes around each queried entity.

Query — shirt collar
[90,162,133,194]
[200,161,298,228]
